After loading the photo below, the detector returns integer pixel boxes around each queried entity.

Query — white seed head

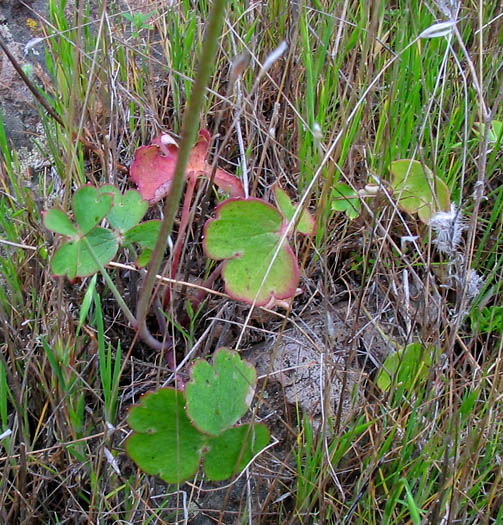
[466,269,484,301]
[430,204,466,256]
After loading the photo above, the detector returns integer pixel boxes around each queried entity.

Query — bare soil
[0,0,49,149]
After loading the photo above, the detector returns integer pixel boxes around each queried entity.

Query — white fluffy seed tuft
[430,204,466,256]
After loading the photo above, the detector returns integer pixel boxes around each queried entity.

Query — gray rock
[243,302,392,427]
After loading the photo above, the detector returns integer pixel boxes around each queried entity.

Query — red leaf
[214,168,244,197]
[130,130,244,204]
[186,128,210,176]
[129,143,177,204]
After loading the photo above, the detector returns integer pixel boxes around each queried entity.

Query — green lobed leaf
[43,209,78,237]
[123,220,161,250]
[79,228,119,275]
[204,423,270,481]
[273,184,315,235]
[51,227,119,279]
[100,185,148,232]
[126,388,207,484]
[51,242,78,280]
[390,159,450,224]
[73,186,113,234]
[376,343,437,392]
[331,182,361,220]
[186,348,256,436]
[203,198,300,306]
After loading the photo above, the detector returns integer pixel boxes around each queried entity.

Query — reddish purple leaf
[214,168,245,198]
[130,130,244,204]
[129,142,178,204]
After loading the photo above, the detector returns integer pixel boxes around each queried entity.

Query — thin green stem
[82,237,168,351]
[81,237,136,326]
[135,0,228,329]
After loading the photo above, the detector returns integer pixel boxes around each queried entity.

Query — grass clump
[0,0,503,523]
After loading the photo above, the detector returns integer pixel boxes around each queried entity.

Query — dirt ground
[0,1,51,149]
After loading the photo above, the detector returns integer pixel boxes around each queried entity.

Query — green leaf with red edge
[390,159,450,224]
[73,186,113,234]
[186,348,256,436]
[203,198,300,306]
[126,388,207,484]
[50,227,119,279]
[273,184,315,235]
[204,423,270,481]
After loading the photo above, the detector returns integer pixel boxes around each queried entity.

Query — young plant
[390,159,450,224]
[121,10,156,39]
[43,162,314,359]
[43,184,277,482]
[330,182,361,220]
[130,132,315,309]
[43,185,160,279]
[376,343,439,392]
[202,184,315,307]
[43,184,166,355]
[126,348,270,483]
[130,129,244,307]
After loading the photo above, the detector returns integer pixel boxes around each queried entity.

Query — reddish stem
[192,261,225,310]
[177,261,225,327]
[163,175,198,309]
